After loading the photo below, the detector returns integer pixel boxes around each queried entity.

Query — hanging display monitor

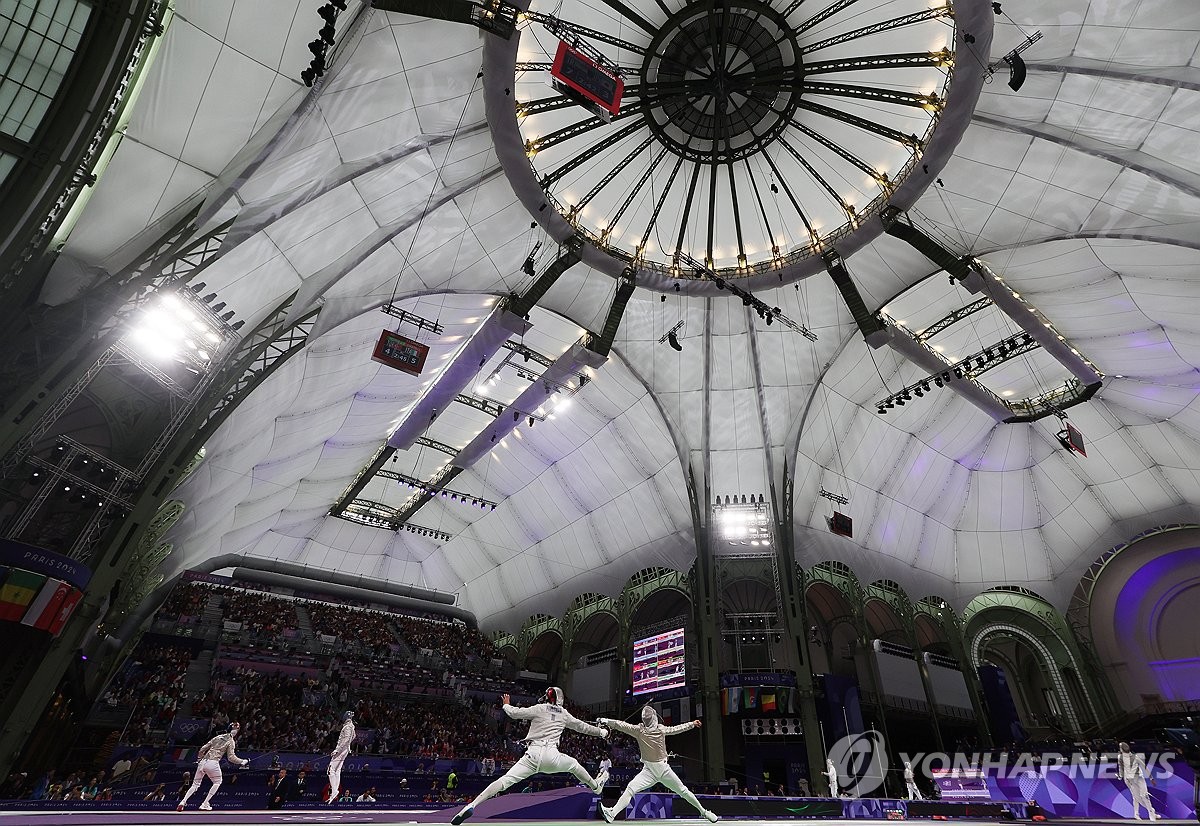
[551,40,624,117]
[632,627,686,696]
[371,330,430,375]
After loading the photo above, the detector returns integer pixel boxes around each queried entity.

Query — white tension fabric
[51,0,1200,629]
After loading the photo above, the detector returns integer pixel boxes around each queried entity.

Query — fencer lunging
[1117,741,1158,820]
[903,761,922,800]
[327,711,356,803]
[176,722,248,811]
[597,706,718,823]
[452,688,609,825]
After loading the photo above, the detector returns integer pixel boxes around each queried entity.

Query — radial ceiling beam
[973,112,1200,202]
[454,342,606,467]
[372,0,517,37]
[805,53,948,75]
[223,125,490,250]
[330,249,581,519]
[593,0,656,35]
[1023,57,1200,92]
[883,209,1104,388]
[872,321,1013,421]
[385,304,530,452]
[804,82,941,109]
[805,6,953,54]
[822,249,886,342]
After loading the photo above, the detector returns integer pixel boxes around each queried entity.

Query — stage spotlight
[320,24,336,45]
[308,39,326,57]
[1004,50,1027,91]
[914,387,924,398]
[522,256,536,277]
[667,330,682,351]
[877,407,886,415]
[318,4,339,23]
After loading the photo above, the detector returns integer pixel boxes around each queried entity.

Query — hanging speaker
[1004,51,1027,91]
[830,511,853,537]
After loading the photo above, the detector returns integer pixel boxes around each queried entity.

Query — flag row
[720,685,799,715]
[0,566,84,635]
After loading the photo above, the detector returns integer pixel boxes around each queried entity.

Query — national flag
[0,570,47,621]
[21,579,71,630]
[46,587,83,636]
[727,687,740,714]
[743,686,758,709]
[762,692,777,712]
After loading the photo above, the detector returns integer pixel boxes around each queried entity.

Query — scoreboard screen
[632,627,686,696]
[371,330,430,375]
[551,40,624,116]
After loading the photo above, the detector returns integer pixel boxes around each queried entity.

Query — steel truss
[914,297,993,342]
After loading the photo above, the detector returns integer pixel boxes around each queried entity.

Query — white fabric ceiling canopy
[49,0,1200,629]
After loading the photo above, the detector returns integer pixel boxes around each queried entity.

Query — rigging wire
[384,72,482,323]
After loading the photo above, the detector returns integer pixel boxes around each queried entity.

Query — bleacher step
[179,650,214,715]
[295,604,315,640]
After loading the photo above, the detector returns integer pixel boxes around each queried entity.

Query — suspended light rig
[874,329,1040,413]
[818,488,848,506]
[340,498,455,540]
[380,304,444,336]
[302,1,349,86]
[678,253,817,341]
[830,209,1107,423]
[384,468,498,510]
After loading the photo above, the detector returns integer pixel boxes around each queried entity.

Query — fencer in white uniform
[597,706,718,823]
[1117,741,1158,820]
[824,760,839,797]
[903,761,922,800]
[327,711,356,804]
[452,688,610,825]
[176,722,248,811]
